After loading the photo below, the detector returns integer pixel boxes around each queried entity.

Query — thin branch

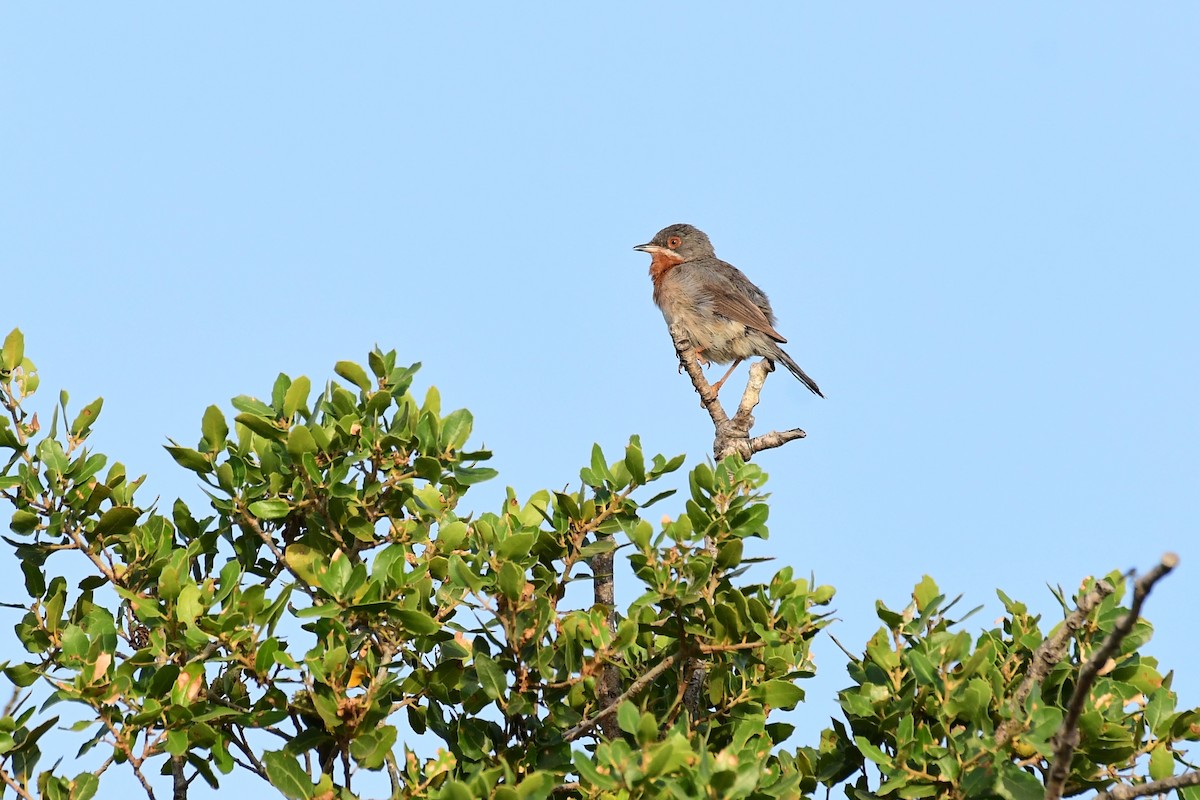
[667,325,806,462]
[61,522,121,585]
[698,641,766,654]
[552,782,582,795]
[238,510,318,600]
[1044,553,1179,800]
[995,577,1117,747]
[1093,770,1200,800]
[385,750,402,798]
[564,652,682,741]
[0,766,35,800]
[668,325,729,428]
[748,428,807,453]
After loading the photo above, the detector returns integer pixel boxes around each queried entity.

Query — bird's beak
[633,243,663,253]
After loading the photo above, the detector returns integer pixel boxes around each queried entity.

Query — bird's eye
[667,236,682,249]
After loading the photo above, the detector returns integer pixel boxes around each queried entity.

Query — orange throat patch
[648,251,685,285]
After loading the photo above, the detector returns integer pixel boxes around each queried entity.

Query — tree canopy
[0,328,1195,800]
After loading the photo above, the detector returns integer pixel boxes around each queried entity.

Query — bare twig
[995,577,1117,747]
[667,326,806,462]
[564,652,682,741]
[747,428,807,453]
[238,510,318,600]
[1093,770,1200,800]
[0,766,36,800]
[668,324,729,431]
[1044,553,1179,800]
[385,750,402,798]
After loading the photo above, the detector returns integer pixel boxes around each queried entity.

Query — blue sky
[2,4,1197,796]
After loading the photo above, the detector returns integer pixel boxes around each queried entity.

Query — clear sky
[2,5,1197,797]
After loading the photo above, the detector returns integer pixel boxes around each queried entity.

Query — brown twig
[0,766,35,800]
[1044,553,1179,800]
[564,652,682,741]
[238,509,318,600]
[667,325,806,461]
[994,577,1117,748]
[1093,770,1200,800]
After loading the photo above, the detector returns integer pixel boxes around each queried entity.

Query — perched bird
[634,224,823,398]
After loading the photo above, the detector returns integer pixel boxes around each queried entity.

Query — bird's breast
[648,251,686,300]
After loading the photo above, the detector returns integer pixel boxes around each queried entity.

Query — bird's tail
[772,347,824,398]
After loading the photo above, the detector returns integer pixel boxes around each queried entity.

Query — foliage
[0,327,1195,800]
[819,577,1200,800]
[0,331,830,799]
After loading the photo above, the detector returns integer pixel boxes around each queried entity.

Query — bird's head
[633,224,715,262]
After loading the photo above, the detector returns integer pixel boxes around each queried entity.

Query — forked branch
[667,325,805,461]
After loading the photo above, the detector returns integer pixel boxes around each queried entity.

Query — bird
[634,223,824,398]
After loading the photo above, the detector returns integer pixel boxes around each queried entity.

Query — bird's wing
[697,261,788,343]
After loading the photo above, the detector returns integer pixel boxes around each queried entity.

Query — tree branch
[1093,770,1200,800]
[590,535,621,739]
[994,577,1116,748]
[563,652,682,741]
[667,325,806,462]
[0,766,35,800]
[1044,553,1179,800]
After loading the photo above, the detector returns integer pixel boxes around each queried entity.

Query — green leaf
[349,724,397,770]
[69,397,103,437]
[514,771,555,800]
[913,575,939,612]
[334,361,372,393]
[37,437,70,476]
[231,395,273,416]
[573,752,618,790]
[636,711,657,745]
[249,499,291,520]
[93,506,140,538]
[588,443,614,487]
[281,545,324,588]
[906,649,938,686]
[283,376,311,418]
[498,561,524,601]
[262,750,315,800]
[10,509,39,534]
[624,441,645,484]
[286,425,318,457]
[617,700,640,735]
[497,532,535,559]
[436,520,468,550]
[234,413,285,442]
[201,406,228,450]
[395,609,440,636]
[453,465,498,486]
[69,771,99,800]
[854,736,893,768]
[1149,743,1174,781]
[1,329,23,371]
[4,662,39,687]
[994,763,1042,800]
[755,679,805,710]
[441,408,473,451]
[449,556,485,593]
[165,446,213,474]
[439,781,474,800]
[475,653,507,701]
